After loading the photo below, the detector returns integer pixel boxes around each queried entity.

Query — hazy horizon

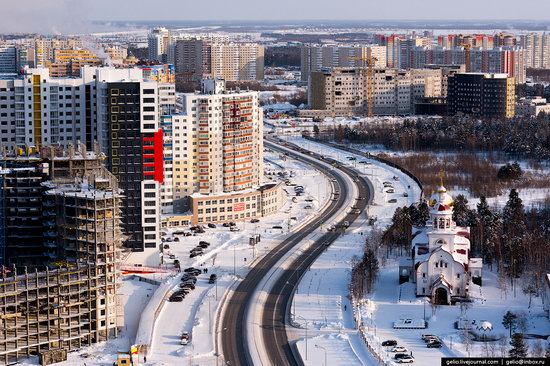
[2,0,550,34]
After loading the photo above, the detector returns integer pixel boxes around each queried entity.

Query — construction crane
[461,44,472,73]
[350,56,378,117]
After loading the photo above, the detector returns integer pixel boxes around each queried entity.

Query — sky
[2,0,550,34]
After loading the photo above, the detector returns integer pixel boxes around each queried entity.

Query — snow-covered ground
[283,136,421,366]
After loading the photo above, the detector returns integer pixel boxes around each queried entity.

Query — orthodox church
[399,182,483,305]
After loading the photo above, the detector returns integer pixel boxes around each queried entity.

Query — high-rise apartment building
[520,33,550,69]
[174,38,264,81]
[300,44,387,81]
[447,73,515,118]
[161,79,283,226]
[0,45,17,73]
[50,49,102,77]
[34,37,83,68]
[148,27,172,63]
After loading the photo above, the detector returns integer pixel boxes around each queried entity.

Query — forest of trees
[330,115,550,161]
[382,190,550,299]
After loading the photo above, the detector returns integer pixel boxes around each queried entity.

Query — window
[143,89,155,95]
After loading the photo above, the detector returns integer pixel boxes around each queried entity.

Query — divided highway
[220,138,373,366]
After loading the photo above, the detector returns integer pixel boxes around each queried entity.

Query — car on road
[342,221,350,228]
[209,274,217,284]
[323,241,330,247]
[393,176,400,181]
[382,340,398,347]
[391,346,408,353]
[250,219,260,223]
[427,341,442,348]
[180,331,190,345]
[304,205,313,209]
[168,254,176,259]
[163,244,170,249]
[403,192,409,197]
[421,334,436,341]
[386,189,395,193]
[230,226,240,232]
[388,199,398,203]
[198,242,209,249]
[272,225,283,230]
[207,223,216,228]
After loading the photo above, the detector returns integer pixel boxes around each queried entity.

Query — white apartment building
[148,27,172,62]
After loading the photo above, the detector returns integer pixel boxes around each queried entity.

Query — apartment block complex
[447,73,515,118]
[0,66,176,253]
[304,67,444,117]
[50,49,102,77]
[520,33,550,69]
[300,44,387,81]
[174,38,264,82]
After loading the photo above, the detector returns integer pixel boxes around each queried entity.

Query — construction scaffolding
[0,143,124,364]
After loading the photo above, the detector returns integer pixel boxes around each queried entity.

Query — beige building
[307,67,443,117]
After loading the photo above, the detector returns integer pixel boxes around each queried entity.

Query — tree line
[329,115,550,161]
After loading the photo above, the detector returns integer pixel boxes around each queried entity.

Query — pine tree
[509,333,528,358]
[502,311,517,338]
[502,189,527,277]
[453,194,471,227]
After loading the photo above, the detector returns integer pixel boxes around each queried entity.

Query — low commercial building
[189,183,284,225]
[515,97,550,117]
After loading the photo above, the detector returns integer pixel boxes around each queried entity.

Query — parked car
[169,295,184,302]
[190,251,203,258]
[163,244,170,249]
[382,340,398,347]
[342,221,350,228]
[272,225,283,230]
[198,242,209,249]
[181,277,197,284]
[398,356,415,363]
[250,218,260,223]
[180,282,195,290]
[421,334,437,341]
[386,189,395,193]
[391,346,408,353]
[393,176,400,181]
[180,332,190,345]
[222,223,231,227]
[169,254,176,259]
[394,353,409,360]
[207,223,216,228]
[184,267,201,275]
[323,241,330,247]
[403,192,409,197]
[427,341,442,348]
[388,199,398,203]
[230,226,240,232]
[209,274,217,284]
[173,237,180,242]
[304,205,313,209]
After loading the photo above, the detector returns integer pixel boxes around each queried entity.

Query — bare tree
[498,335,508,357]
[531,340,544,357]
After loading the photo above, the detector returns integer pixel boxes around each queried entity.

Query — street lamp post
[315,344,327,366]
[295,314,308,360]
[233,243,236,276]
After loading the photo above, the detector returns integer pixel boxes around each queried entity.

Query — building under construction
[0,143,124,364]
